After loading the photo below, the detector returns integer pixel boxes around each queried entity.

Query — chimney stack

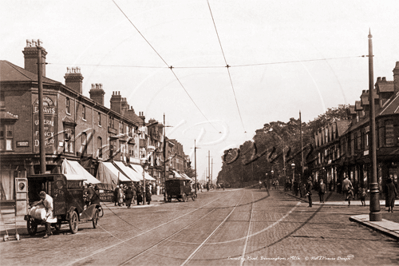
[138,111,145,125]
[22,39,47,76]
[110,91,122,114]
[89,83,105,105]
[121,97,129,116]
[393,61,399,94]
[64,67,84,94]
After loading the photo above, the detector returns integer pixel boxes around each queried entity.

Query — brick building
[308,61,399,192]
[0,41,145,205]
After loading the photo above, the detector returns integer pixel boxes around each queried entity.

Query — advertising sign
[33,95,57,154]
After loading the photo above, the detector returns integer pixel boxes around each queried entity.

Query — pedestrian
[386,177,398,213]
[318,179,326,203]
[306,177,313,207]
[360,186,367,206]
[347,185,354,207]
[32,191,54,238]
[118,184,125,206]
[114,185,119,206]
[136,183,143,205]
[125,185,134,208]
[342,176,352,203]
[145,184,152,205]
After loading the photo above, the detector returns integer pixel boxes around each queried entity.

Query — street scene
[1,0,399,265]
[1,188,398,266]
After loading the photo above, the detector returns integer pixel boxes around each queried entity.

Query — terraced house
[308,61,399,193]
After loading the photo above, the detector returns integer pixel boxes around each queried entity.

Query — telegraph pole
[194,139,198,195]
[37,42,46,174]
[300,111,304,180]
[211,158,213,185]
[208,150,210,183]
[163,114,166,185]
[368,30,381,221]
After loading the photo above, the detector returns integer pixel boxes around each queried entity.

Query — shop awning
[172,170,183,178]
[181,173,192,181]
[130,164,156,181]
[61,159,100,184]
[114,161,141,182]
[64,174,87,181]
[96,162,132,190]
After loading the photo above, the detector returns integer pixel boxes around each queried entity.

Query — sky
[1,0,398,181]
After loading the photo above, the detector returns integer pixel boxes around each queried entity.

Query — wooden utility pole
[37,43,46,174]
[300,111,303,179]
[194,139,197,195]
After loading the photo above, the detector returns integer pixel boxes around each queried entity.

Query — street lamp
[291,163,295,188]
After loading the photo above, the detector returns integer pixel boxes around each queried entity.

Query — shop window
[97,137,102,158]
[66,97,71,114]
[0,170,14,200]
[0,124,13,151]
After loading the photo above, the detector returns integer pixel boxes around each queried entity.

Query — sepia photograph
[0,0,398,265]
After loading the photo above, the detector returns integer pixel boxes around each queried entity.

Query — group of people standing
[113,182,153,208]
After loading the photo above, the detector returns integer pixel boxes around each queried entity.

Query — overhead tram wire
[112,0,219,132]
[48,55,362,69]
[207,0,246,133]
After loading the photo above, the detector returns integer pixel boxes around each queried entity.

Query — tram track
[180,190,248,266]
[68,193,226,266]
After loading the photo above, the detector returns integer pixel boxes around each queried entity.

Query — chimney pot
[377,77,381,82]
[64,66,84,94]
[382,77,386,82]
[22,40,47,76]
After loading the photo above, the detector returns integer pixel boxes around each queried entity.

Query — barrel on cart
[164,178,196,202]
[24,174,102,236]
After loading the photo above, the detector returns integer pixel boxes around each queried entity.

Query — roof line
[4,60,32,80]
[379,91,399,115]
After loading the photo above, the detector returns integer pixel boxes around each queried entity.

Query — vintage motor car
[164,178,196,202]
[24,174,102,236]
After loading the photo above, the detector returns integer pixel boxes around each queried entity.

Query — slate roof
[379,91,399,116]
[0,60,60,84]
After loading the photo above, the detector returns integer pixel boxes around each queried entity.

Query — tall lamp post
[291,163,295,190]
[368,30,381,221]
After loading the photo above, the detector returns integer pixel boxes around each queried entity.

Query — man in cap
[33,191,54,238]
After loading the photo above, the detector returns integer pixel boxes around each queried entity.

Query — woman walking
[125,185,134,208]
[318,179,326,203]
[386,177,398,213]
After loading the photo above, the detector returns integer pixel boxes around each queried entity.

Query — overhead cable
[207,0,246,133]
[49,55,362,69]
[112,0,219,132]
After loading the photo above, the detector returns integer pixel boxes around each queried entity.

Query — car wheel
[69,211,79,234]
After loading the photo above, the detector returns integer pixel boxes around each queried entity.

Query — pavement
[283,187,399,240]
[0,193,167,239]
